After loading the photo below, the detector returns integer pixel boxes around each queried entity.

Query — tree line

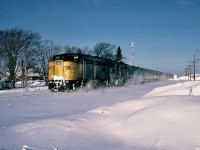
[0,28,124,88]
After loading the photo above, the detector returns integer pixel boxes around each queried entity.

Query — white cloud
[178,0,195,6]
[82,0,102,5]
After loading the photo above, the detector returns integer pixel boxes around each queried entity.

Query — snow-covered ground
[0,76,200,150]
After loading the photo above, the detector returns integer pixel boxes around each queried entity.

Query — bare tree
[82,46,93,55]
[0,28,41,88]
[0,31,6,78]
[37,40,61,79]
[0,31,4,60]
[93,42,116,60]
[64,45,82,54]
[64,45,93,55]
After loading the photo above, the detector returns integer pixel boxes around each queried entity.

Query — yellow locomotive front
[48,54,82,91]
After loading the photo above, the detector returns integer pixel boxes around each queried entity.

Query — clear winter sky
[1,0,200,76]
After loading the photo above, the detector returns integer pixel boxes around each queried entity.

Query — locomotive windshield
[54,55,79,61]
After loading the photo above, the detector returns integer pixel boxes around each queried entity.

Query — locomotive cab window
[54,55,79,62]
[63,55,79,62]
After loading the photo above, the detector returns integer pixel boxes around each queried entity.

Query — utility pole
[23,48,28,91]
[185,68,188,80]
[193,54,196,81]
[193,50,200,81]
[188,65,192,81]
[131,42,135,65]
[189,66,192,81]
[185,64,192,81]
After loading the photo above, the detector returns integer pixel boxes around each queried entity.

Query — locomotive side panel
[109,63,116,85]
[85,63,94,81]
[95,62,109,82]
[64,61,80,80]
[121,64,128,80]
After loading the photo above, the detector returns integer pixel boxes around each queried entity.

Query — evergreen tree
[116,46,122,62]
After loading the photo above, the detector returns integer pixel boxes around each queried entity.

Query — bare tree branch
[93,42,116,60]
[0,28,41,88]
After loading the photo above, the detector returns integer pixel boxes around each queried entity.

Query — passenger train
[48,53,172,91]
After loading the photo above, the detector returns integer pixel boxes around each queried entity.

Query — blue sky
[1,0,200,75]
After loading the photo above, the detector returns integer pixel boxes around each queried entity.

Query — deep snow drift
[0,76,200,150]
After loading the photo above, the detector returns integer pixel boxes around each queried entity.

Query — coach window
[102,67,106,72]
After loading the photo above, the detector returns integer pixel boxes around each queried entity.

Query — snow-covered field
[0,76,200,150]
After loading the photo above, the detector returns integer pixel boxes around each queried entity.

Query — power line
[138,61,187,66]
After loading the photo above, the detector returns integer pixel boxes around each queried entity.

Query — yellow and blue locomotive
[48,54,82,91]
